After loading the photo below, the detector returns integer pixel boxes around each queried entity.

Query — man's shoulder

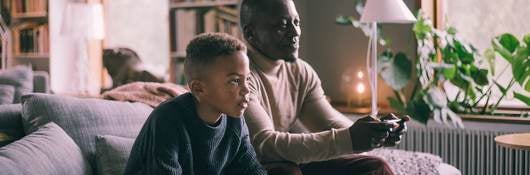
[286,58,315,72]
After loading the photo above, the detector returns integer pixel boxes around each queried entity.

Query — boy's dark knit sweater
[124,93,267,175]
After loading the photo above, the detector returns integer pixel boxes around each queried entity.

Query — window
[435,0,530,108]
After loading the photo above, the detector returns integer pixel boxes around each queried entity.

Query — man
[239,0,409,174]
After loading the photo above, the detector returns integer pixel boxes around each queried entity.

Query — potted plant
[336,1,530,127]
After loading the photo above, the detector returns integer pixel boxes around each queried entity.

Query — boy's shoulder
[225,116,248,137]
[150,92,196,122]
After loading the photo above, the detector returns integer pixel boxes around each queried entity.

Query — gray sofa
[0,93,463,175]
[0,93,153,175]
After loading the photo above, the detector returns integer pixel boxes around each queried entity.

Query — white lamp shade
[360,0,416,23]
[61,3,105,40]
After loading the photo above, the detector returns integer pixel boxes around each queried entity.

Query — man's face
[200,51,251,117]
[247,0,301,62]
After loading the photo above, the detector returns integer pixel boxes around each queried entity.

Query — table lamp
[360,0,416,117]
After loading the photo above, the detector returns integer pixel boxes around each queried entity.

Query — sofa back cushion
[0,85,15,104]
[0,122,92,175]
[21,93,153,172]
[0,66,33,103]
[0,104,24,147]
[95,135,135,175]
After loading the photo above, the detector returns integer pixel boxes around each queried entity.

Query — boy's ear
[189,80,205,98]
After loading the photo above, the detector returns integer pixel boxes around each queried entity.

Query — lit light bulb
[356,83,365,94]
[357,71,364,79]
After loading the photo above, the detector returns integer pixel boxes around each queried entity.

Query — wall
[103,0,170,77]
[296,0,418,105]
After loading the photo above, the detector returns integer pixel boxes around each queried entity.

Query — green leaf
[524,34,530,47]
[451,72,470,91]
[497,33,520,53]
[413,16,432,40]
[466,85,477,100]
[514,92,530,106]
[525,79,530,92]
[484,48,496,75]
[336,16,353,25]
[388,97,406,113]
[494,80,508,95]
[378,51,412,91]
[406,98,430,124]
[450,72,476,100]
[442,65,457,80]
[454,40,474,64]
[492,37,514,63]
[470,67,489,86]
[442,47,458,64]
[511,47,529,86]
[447,27,457,35]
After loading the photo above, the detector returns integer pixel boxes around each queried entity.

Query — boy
[124,33,267,175]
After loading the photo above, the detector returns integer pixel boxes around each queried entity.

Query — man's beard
[282,56,297,62]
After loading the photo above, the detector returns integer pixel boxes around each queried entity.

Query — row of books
[12,0,47,16]
[172,0,233,2]
[173,7,240,54]
[12,23,49,55]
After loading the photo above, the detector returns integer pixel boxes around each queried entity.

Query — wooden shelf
[12,12,48,19]
[14,53,49,59]
[170,0,238,9]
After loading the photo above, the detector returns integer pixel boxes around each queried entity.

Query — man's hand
[380,113,410,147]
[348,116,395,153]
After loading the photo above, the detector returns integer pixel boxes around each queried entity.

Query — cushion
[0,85,15,104]
[0,65,33,103]
[365,148,443,175]
[0,104,24,147]
[0,122,92,175]
[95,135,135,175]
[21,93,153,172]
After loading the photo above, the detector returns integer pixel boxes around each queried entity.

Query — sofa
[0,93,153,175]
[0,91,464,175]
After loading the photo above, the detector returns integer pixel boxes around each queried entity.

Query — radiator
[395,127,530,175]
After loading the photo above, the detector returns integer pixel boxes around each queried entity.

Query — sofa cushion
[95,135,135,175]
[0,104,24,147]
[0,122,92,175]
[0,65,33,103]
[21,93,153,172]
[0,85,15,104]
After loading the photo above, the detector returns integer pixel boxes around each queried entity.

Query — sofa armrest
[0,104,24,147]
[33,71,50,93]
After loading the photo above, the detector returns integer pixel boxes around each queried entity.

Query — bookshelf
[0,0,49,72]
[170,0,239,9]
[169,0,240,84]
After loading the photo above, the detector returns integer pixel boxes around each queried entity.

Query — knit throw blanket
[364,148,442,175]
[102,82,188,107]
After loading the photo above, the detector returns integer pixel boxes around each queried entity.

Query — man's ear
[243,24,255,43]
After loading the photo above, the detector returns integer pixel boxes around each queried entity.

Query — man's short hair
[184,33,246,82]
[240,0,292,30]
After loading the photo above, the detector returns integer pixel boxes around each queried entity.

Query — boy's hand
[348,116,395,152]
[380,113,410,147]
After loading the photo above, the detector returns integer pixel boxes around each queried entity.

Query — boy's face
[199,51,251,117]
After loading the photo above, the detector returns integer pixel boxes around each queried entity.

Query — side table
[495,133,530,150]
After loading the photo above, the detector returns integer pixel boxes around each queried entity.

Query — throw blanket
[364,148,442,175]
[102,82,188,107]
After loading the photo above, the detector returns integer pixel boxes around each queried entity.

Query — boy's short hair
[184,33,247,82]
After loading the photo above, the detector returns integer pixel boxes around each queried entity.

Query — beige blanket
[102,82,188,107]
